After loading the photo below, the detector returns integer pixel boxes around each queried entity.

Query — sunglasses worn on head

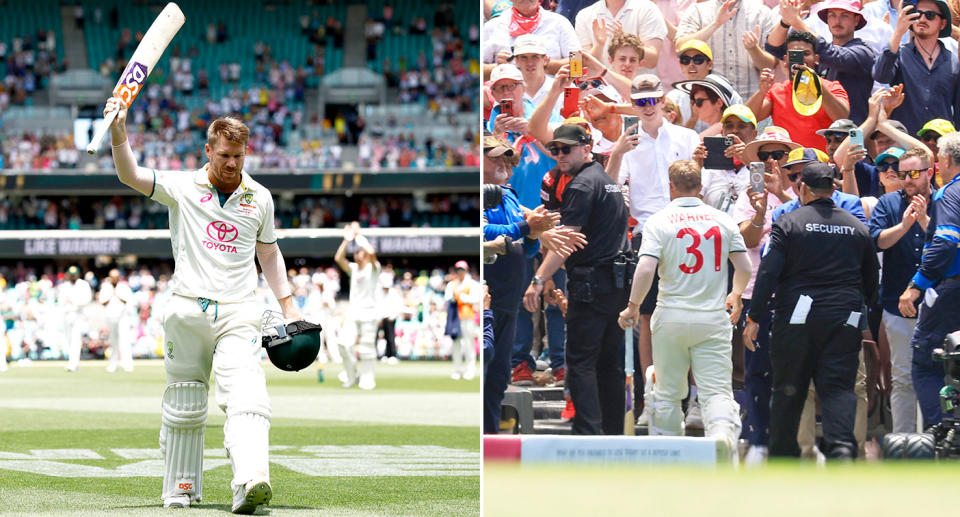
[897,168,926,179]
[680,55,709,65]
[548,144,579,156]
[915,9,942,20]
[757,150,788,161]
[633,97,660,107]
[692,96,711,107]
[876,161,899,172]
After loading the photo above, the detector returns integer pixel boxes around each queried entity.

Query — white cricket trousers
[162,294,271,491]
[452,318,477,375]
[650,307,741,447]
[106,316,134,371]
[65,310,85,369]
[883,310,919,433]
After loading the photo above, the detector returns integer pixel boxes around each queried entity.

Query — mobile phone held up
[703,135,735,170]
[788,49,804,73]
[623,115,639,137]
[849,128,863,149]
[562,87,580,118]
[499,99,514,118]
[749,162,766,194]
[569,50,583,78]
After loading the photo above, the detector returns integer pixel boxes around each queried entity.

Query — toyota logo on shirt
[206,221,239,243]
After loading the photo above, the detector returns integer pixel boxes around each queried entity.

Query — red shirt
[765,78,849,153]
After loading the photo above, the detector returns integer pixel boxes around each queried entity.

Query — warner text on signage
[203,220,240,254]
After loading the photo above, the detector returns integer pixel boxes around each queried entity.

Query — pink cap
[455,260,469,270]
[817,0,866,30]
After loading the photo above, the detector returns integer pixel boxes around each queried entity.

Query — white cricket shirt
[349,261,382,322]
[150,166,278,303]
[639,196,746,312]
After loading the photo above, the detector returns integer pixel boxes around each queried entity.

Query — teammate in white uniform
[98,268,135,372]
[445,261,481,380]
[60,265,93,372]
[104,96,301,514]
[618,160,752,456]
[335,222,381,390]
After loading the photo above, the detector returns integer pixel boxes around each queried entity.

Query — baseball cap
[490,0,512,18]
[918,118,957,137]
[548,124,591,146]
[483,133,515,158]
[815,118,858,137]
[489,64,523,86]
[817,0,867,30]
[673,73,741,107]
[721,104,757,127]
[66,265,81,276]
[792,67,823,117]
[513,34,547,56]
[874,146,906,165]
[743,126,801,162]
[801,162,837,189]
[784,147,831,168]
[870,120,907,140]
[455,260,469,270]
[630,74,664,100]
[677,39,713,61]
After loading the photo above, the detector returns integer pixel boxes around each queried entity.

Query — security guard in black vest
[744,162,880,459]
[523,123,630,435]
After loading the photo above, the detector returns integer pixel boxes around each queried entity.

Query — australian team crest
[241,192,255,205]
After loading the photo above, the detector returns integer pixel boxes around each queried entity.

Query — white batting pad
[160,381,208,502]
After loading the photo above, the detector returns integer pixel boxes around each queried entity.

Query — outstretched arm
[106,96,153,196]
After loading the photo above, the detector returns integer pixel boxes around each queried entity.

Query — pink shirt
[732,190,784,299]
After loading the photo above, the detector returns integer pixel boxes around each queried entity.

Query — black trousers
[565,292,626,435]
[768,316,861,458]
[379,318,396,358]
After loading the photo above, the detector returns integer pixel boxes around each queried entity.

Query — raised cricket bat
[86,2,185,154]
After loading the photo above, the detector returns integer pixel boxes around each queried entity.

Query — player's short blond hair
[662,97,683,125]
[668,160,702,193]
[207,117,250,147]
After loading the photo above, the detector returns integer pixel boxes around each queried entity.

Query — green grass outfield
[0,359,480,516]
[485,461,957,516]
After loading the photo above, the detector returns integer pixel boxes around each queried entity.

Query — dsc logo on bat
[114,61,148,107]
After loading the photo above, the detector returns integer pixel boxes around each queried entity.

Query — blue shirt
[872,40,960,136]
[854,160,880,198]
[772,189,866,224]
[766,36,877,124]
[912,174,960,289]
[484,185,539,313]
[486,98,560,210]
[868,190,929,316]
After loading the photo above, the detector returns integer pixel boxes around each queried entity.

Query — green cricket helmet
[261,311,323,372]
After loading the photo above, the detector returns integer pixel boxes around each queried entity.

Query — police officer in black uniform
[744,162,880,459]
[523,123,630,435]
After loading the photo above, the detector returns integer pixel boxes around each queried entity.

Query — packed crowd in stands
[0,29,63,114]
[0,192,480,230]
[481,0,960,463]
[0,3,480,170]
[0,261,478,366]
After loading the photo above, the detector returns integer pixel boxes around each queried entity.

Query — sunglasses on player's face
[633,97,660,108]
[876,161,899,172]
[757,150,788,161]
[914,9,942,20]
[679,54,709,65]
[547,144,580,156]
[897,168,927,180]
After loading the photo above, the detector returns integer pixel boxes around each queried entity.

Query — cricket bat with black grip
[86,2,185,154]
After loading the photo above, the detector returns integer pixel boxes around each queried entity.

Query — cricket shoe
[463,367,475,380]
[358,373,376,390]
[338,370,355,388]
[163,494,190,508]
[511,363,534,386]
[451,371,462,380]
[232,478,272,514]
